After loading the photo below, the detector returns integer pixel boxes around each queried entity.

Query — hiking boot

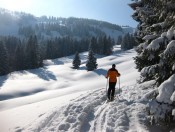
[111,96,114,101]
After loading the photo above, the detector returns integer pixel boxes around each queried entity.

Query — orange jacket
[106,68,120,82]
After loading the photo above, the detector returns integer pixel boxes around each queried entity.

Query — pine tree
[121,33,137,50]
[121,34,128,50]
[46,40,55,59]
[117,35,122,45]
[102,35,113,55]
[14,42,26,71]
[0,41,9,75]
[106,36,113,55]
[97,36,104,54]
[86,48,98,71]
[72,52,81,69]
[89,37,97,53]
[130,0,175,124]
[129,0,175,83]
[26,35,42,69]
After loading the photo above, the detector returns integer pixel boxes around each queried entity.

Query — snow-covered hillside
[0,8,134,41]
[0,46,173,132]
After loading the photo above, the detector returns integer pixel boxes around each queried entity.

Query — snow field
[24,82,152,132]
[0,45,149,132]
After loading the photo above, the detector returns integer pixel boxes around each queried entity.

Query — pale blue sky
[0,0,138,27]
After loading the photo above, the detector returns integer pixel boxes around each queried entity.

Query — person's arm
[116,70,120,77]
[118,72,121,76]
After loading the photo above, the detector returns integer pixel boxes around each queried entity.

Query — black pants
[108,82,116,100]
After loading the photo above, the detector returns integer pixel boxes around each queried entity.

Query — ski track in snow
[24,85,149,132]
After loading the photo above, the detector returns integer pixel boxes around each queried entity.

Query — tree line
[116,33,138,50]
[0,36,42,76]
[0,35,114,76]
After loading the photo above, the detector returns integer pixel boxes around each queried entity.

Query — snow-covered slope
[1,46,170,132]
[0,8,134,41]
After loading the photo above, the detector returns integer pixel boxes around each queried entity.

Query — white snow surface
[0,46,157,132]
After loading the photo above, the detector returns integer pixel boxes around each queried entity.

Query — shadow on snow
[28,67,57,81]
[94,68,107,76]
[0,75,8,88]
[0,88,45,101]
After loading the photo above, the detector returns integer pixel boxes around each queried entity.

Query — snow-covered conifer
[86,48,97,71]
[130,0,175,124]
[0,41,9,75]
[72,52,81,69]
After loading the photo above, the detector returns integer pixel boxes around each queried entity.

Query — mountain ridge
[0,7,134,41]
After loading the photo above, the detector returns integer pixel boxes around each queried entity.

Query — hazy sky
[0,0,138,27]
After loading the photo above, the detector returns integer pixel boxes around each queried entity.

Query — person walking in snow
[106,64,120,101]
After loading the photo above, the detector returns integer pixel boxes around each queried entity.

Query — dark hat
[112,64,116,68]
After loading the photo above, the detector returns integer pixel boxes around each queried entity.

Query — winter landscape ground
[0,46,174,132]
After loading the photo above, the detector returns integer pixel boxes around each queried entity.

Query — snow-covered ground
[0,45,162,132]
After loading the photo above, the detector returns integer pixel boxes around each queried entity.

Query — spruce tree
[26,35,42,69]
[0,41,9,75]
[86,48,98,71]
[121,34,128,50]
[117,35,122,45]
[14,42,25,71]
[72,52,81,69]
[106,36,113,55]
[90,37,97,53]
[130,0,175,124]
[46,40,55,59]
[121,33,137,50]
[102,35,113,55]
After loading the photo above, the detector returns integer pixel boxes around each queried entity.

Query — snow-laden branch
[164,40,175,56]
[156,74,175,104]
[143,34,157,41]
[147,37,164,51]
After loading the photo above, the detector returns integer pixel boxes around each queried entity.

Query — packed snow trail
[24,83,152,132]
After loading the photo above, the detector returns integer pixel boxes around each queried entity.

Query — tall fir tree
[102,35,113,55]
[117,35,122,45]
[26,35,42,69]
[14,42,26,71]
[86,46,98,71]
[0,41,9,75]
[72,52,81,69]
[90,37,97,53]
[106,36,113,55]
[46,40,55,59]
[121,33,137,50]
[129,0,175,124]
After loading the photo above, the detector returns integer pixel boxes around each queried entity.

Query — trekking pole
[106,78,108,97]
[118,76,120,95]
